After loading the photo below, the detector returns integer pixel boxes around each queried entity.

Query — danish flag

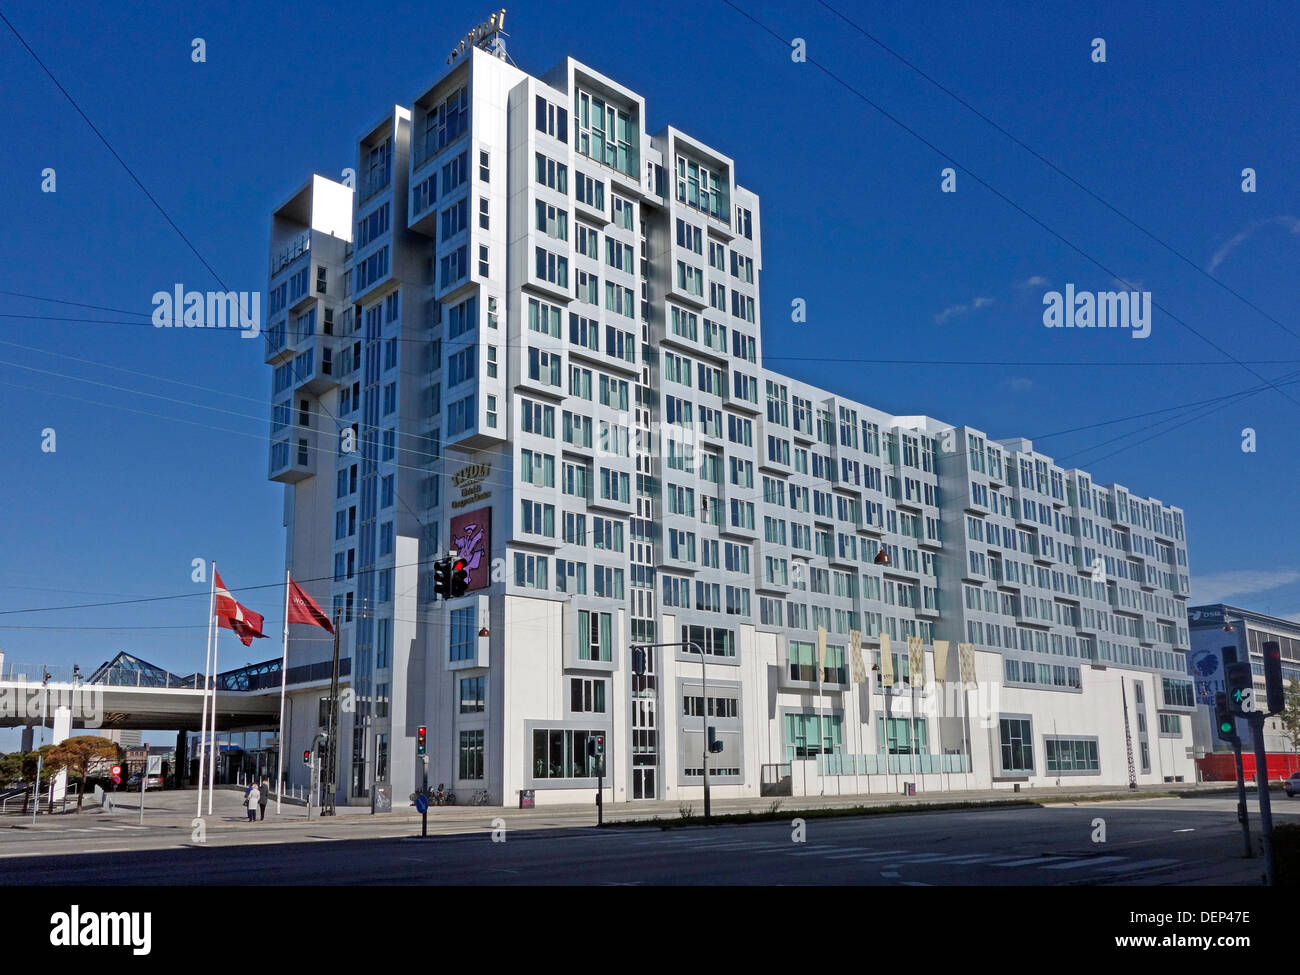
[213,571,267,646]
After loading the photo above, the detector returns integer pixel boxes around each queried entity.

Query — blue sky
[1,0,1297,748]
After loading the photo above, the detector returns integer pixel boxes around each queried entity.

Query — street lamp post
[632,640,710,822]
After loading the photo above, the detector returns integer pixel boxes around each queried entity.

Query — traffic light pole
[1232,741,1252,858]
[322,611,341,817]
[1248,713,1275,885]
[631,641,709,822]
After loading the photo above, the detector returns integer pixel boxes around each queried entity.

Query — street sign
[147,755,163,776]
[414,793,429,814]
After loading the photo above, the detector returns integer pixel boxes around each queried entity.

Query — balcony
[270,230,311,278]
[269,430,315,483]
[357,167,392,207]
[264,319,291,366]
[290,340,341,396]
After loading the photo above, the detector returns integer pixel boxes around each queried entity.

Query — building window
[784,713,842,759]
[570,678,607,714]
[449,606,475,661]
[998,717,1034,775]
[459,676,485,713]
[577,610,612,662]
[375,733,389,782]
[532,728,603,779]
[1044,737,1100,774]
[514,553,548,589]
[458,729,484,780]
[879,717,928,755]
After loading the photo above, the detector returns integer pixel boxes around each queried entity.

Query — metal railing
[270,230,311,276]
[817,753,972,776]
[1,783,79,815]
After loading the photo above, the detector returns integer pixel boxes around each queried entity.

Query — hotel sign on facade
[451,462,492,510]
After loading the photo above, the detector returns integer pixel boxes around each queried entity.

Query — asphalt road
[2,795,1286,884]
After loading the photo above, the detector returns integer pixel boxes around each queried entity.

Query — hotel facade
[264,41,1197,807]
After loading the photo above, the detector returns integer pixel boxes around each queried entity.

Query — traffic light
[631,647,647,676]
[1214,692,1239,745]
[708,726,724,754]
[417,726,427,756]
[302,749,311,766]
[1226,661,1255,715]
[1263,640,1285,716]
[450,558,469,597]
[587,735,605,758]
[433,557,452,599]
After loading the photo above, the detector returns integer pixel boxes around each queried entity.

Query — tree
[0,752,18,787]
[1281,682,1300,774]
[45,736,121,812]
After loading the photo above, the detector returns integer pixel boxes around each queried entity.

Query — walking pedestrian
[245,781,259,823]
[258,777,270,820]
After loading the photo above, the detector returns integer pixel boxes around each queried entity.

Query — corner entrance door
[632,766,656,800]
[630,697,658,799]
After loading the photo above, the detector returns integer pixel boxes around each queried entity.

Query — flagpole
[208,583,221,817]
[276,569,290,814]
[818,656,826,796]
[196,561,216,818]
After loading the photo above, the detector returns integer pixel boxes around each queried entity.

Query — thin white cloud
[1008,377,1033,392]
[1017,275,1049,289]
[1190,569,1300,605]
[934,296,994,325]
[1208,215,1300,273]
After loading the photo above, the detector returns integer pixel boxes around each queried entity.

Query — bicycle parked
[433,783,457,806]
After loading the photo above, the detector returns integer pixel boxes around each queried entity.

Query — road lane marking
[990,855,1072,867]
[826,849,908,860]
[1041,855,1126,870]
[922,854,1005,864]
[1094,857,1179,873]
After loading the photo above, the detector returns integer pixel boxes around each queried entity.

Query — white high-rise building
[264,38,1196,807]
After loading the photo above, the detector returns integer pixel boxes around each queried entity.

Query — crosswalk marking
[1042,856,1126,871]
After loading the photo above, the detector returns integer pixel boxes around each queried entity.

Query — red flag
[286,576,334,633]
[214,571,267,647]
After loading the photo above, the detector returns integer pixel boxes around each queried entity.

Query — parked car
[125,775,162,790]
[1283,772,1300,797]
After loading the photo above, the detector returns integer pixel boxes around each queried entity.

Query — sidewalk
[4,780,1235,835]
